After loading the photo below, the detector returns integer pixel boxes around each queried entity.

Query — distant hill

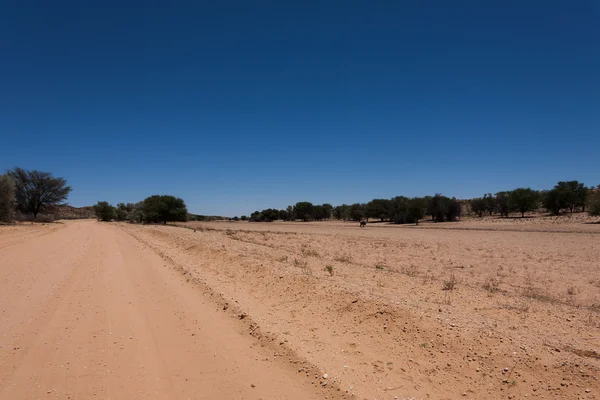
[47,205,96,220]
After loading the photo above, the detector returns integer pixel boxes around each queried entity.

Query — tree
[313,205,325,220]
[278,209,288,221]
[483,193,496,216]
[322,203,333,220]
[348,203,365,221]
[554,181,587,212]
[509,188,540,217]
[141,195,188,224]
[366,199,392,221]
[286,205,294,221]
[0,174,15,222]
[294,202,314,221]
[93,201,116,222]
[470,198,485,217]
[587,191,600,216]
[542,188,568,215]
[232,216,240,221]
[241,215,248,221]
[7,167,72,218]
[407,197,426,225]
[333,204,349,220]
[427,194,460,222]
[495,192,510,217]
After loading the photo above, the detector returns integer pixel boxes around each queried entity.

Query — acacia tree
[0,174,15,222]
[587,191,600,216]
[93,201,116,222]
[509,188,540,217]
[470,197,485,217]
[542,189,568,215]
[483,193,496,215]
[554,181,587,212]
[294,202,314,221]
[366,199,392,221]
[495,192,510,217]
[141,195,188,224]
[7,168,72,218]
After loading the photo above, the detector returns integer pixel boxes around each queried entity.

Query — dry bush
[325,265,334,276]
[301,247,320,257]
[334,253,353,263]
[400,264,420,277]
[442,272,457,291]
[277,255,288,262]
[482,277,501,293]
[293,258,312,275]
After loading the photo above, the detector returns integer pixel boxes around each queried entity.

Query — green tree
[366,199,392,221]
[587,191,600,216]
[348,203,365,221]
[278,209,288,221]
[470,197,485,217]
[542,188,568,215]
[483,193,496,215]
[240,215,248,221]
[428,194,460,222]
[286,205,294,221]
[93,201,116,222]
[555,181,587,212]
[294,202,314,221]
[322,203,333,220]
[7,167,72,218]
[0,174,15,222]
[509,188,540,217]
[333,204,349,220]
[313,205,325,220]
[141,195,188,224]
[407,197,426,225]
[495,191,510,217]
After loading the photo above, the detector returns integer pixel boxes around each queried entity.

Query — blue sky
[1,1,598,216]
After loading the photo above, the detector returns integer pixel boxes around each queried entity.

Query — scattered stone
[250,384,255,388]
[503,368,509,373]
[322,373,328,379]
[238,313,247,320]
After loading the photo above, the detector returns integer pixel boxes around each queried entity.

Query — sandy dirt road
[0,221,333,399]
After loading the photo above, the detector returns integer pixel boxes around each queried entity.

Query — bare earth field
[1,216,599,399]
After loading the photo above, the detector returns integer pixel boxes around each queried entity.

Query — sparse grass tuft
[400,264,420,277]
[293,258,312,276]
[482,277,500,293]
[277,255,288,262]
[375,265,385,270]
[442,272,457,291]
[325,265,334,276]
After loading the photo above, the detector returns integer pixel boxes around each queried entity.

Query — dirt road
[0,221,332,399]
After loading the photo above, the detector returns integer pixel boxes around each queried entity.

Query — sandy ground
[1,218,599,399]
[0,221,336,399]
[132,218,599,400]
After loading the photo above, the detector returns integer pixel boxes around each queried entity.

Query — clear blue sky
[1,1,598,216]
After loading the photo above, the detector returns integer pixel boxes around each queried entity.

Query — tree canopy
[7,168,71,218]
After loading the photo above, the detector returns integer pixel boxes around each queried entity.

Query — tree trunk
[521,211,525,218]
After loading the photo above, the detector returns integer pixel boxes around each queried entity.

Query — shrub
[93,201,116,222]
[588,191,600,216]
[0,174,15,222]
[141,195,188,224]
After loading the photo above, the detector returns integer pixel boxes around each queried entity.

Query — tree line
[244,194,461,225]
[92,195,188,224]
[241,180,600,224]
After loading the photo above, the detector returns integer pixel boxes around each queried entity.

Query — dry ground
[1,216,599,399]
